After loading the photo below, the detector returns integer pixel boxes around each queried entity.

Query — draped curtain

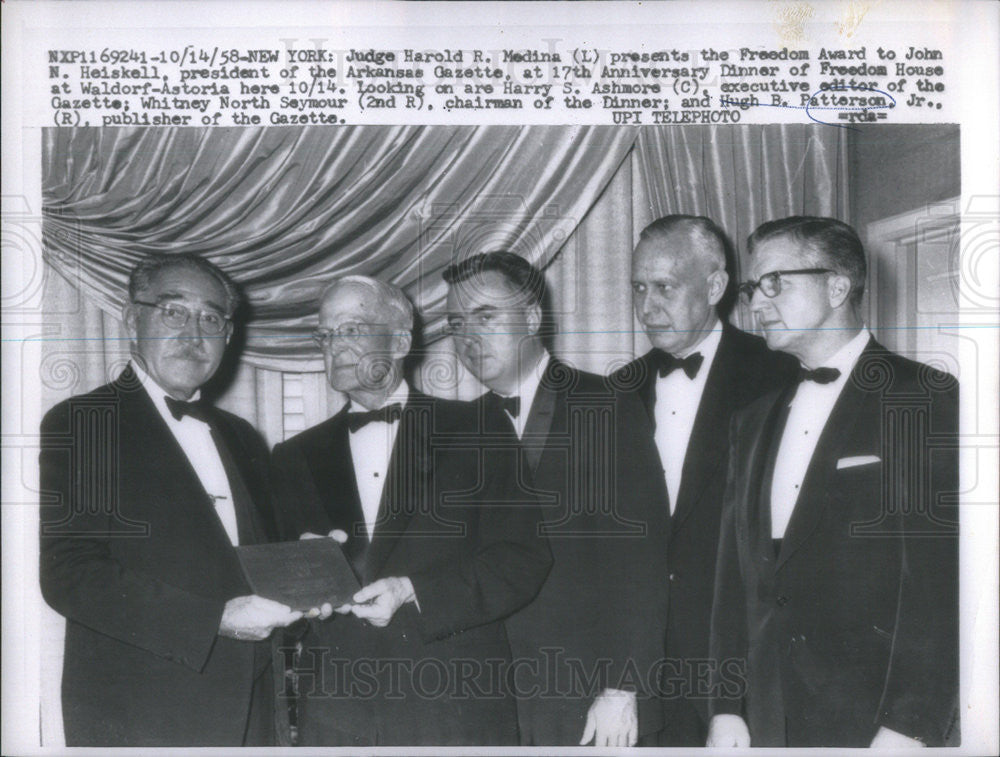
[43,126,638,369]
[41,124,848,435]
[637,125,849,330]
[40,123,847,747]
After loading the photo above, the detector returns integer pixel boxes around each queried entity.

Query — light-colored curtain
[39,124,849,746]
[637,125,850,331]
[43,126,638,371]
[41,124,850,437]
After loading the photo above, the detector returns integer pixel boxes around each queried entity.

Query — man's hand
[348,577,416,627]
[870,726,925,748]
[579,688,637,747]
[300,529,349,620]
[706,714,751,747]
[219,595,302,641]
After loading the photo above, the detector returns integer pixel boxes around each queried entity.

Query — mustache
[167,346,210,361]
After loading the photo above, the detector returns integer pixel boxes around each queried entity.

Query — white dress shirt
[348,381,410,540]
[770,329,870,538]
[494,350,550,439]
[653,322,723,513]
[133,363,239,546]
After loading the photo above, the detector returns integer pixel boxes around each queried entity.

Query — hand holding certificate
[235,537,361,614]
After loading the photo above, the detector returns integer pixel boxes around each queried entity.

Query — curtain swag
[42,125,846,371]
[43,125,638,370]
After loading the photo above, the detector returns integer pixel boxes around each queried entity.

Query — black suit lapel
[748,384,797,581]
[304,409,369,578]
[115,372,248,566]
[365,394,434,580]
[671,330,738,532]
[204,414,266,546]
[521,361,562,475]
[776,350,872,570]
[631,352,658,425]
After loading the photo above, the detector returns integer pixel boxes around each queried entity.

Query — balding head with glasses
[124,253,239,400]
[313,276,414,410]
[741,216,865,369]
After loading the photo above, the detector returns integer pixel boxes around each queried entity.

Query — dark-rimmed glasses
[133,300,230,335]
[738,269,835,303]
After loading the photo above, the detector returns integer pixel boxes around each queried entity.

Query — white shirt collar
[809,328,870,376]
[679,319,723,362]
[500,349,550,417]
[656,320,724,380]
[349,380,411,412]
[130,361,202,424]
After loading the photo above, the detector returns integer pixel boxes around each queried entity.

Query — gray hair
[319,275,414,332]
[128,253,241,315]
[638,215,729,274]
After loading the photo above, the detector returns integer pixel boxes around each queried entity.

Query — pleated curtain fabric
[41,124,847,430]
[39,124,847,746]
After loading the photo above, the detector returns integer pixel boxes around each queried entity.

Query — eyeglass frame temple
[131,299,231,333]
[737,268,836,300]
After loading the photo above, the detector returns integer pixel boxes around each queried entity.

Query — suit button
[668,573,678,582]
[776,595,790,606]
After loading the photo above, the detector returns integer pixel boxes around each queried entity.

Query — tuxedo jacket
[269,389,552,746]
[493,361,672,745]
[39,368,278,746]
[617,323,796,734]
[710,339,959,747]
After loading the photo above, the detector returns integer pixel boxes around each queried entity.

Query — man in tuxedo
[40,254,302,746]
[270,275,552,746]
[616,215,796,746]
[708,217,959,748]
[443,252,671,747]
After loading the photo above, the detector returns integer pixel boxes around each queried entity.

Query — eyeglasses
[311,321,385,348]
[738,269,835,303]
[133,300,230,335]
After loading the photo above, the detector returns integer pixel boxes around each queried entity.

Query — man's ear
[706,269,729,307]
[525,303,543,335]
[392,329,413,361]
[122,302,138,338]
[827,273,852,309]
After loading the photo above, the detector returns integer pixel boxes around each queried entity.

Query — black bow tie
[655,351,704,380]
[347,403,403,432]
[165,396,212,423]
[488,392,521,418]
[798,366,841,384]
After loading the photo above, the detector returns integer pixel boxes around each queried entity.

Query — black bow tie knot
[165,396,212,423]
[654,350,704,380]
[347,403,403,432]
[798,366,841,384]
[487,392,521,418]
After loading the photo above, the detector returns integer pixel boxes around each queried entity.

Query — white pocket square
[836,455,881,469]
